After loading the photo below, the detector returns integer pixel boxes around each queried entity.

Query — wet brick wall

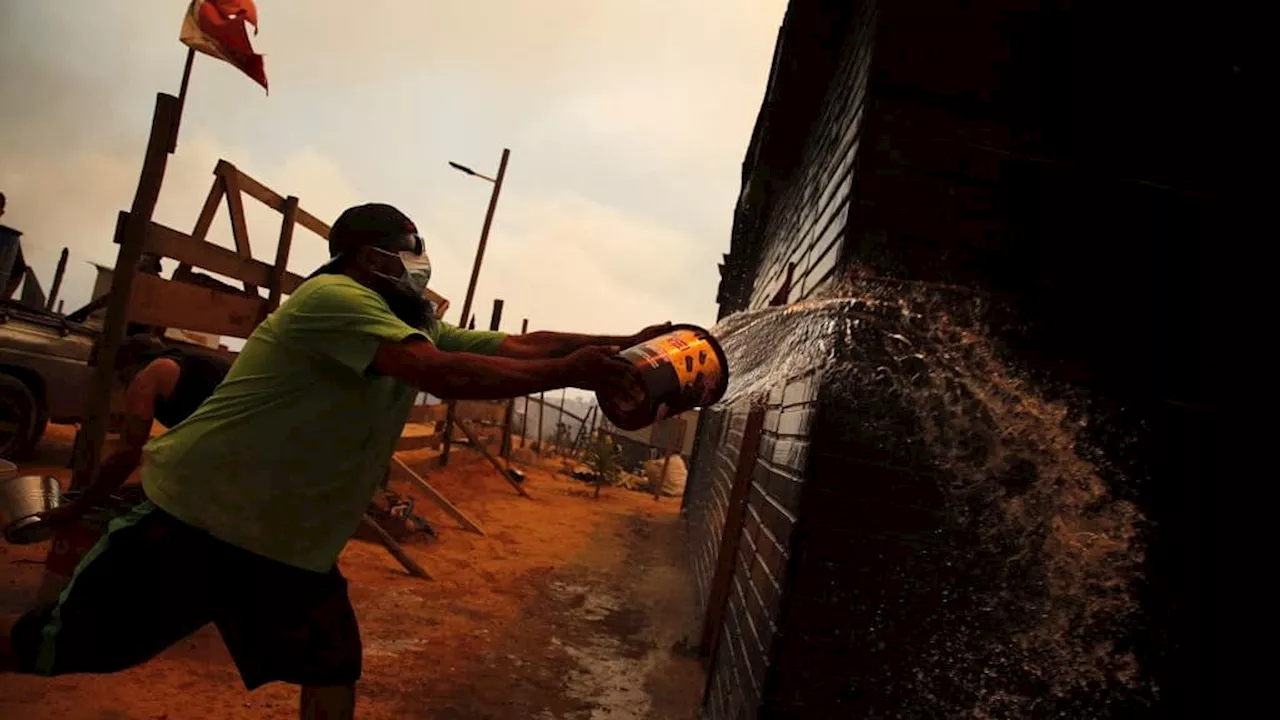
[687,2,877,718]
[686,406,740,619]
[842,4,1224,715]
[745,2,875,311]
[692,0,1230,717]
[702,370,821,720]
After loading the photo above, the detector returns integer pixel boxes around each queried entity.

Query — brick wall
[687,2,878,718]
[703,370,821,720]
[685,406,740,619]
[746,1,876,311]
[743,2,1222,715]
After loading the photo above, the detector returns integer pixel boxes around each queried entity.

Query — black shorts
[8,502,361,689]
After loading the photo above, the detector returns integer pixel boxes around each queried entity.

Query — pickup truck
[0,299,97,459]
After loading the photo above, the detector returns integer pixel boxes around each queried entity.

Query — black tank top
[148,348,232,428]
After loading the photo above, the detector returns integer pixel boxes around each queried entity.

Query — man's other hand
[628,322,673,346]
[565,346,634,393]
[33,502,86,528]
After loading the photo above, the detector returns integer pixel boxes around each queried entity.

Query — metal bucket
[597,324,729,431]
[1,470,63,545]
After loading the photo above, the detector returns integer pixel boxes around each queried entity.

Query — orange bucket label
[628,329,723,401]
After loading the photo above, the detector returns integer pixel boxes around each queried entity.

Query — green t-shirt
[141,274,506,573]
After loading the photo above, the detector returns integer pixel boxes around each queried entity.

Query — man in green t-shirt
[1,203,670,719]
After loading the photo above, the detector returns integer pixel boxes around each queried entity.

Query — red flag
[180,0,267,92]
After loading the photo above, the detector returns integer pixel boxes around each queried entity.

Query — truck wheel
[0,373,40,460]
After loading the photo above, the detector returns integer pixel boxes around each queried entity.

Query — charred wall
[837,2,1228,715]
[692,0,1231,717]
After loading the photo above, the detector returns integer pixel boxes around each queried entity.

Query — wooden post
[221,170,259,296]
[455,150,510,330]
[478,298,505,458]
[505,317,528,457]
[170,47,195,153]
[700,264,792,689]
[56,300,64,314]
[266,196,298,314]
[72,93,181,489]
[488,299,504,331]
[555,388,567,454]
[699,408,767,656]
[519,394,530,449]
[440,408,456,467]
[442,149,510,467]
[568,406,593,459]
[536,391,546,454]
[654,418,681,500]
[45,247,68,311]
[192,176,226,243]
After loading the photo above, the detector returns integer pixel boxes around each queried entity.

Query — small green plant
[582,431,623,498]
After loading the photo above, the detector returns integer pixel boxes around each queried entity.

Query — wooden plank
[216,160,330,239]
[127,273,267,339]
[456,419,531,499]
[426,289,450,320]
[699,407,767,657]
[191,176,225,243]
[268,196,299,313]
[72,93,181,490]
[176,175,226,280]
[396,433,442,453]
[220,170,259,296]
[358,514,432,579]
[391,456,486,535]
[210,161,453,314]
[117,213,306,294]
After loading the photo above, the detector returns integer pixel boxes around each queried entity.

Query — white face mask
[399,250,432,296]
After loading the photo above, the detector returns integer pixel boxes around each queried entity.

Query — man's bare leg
[300,685,355,720]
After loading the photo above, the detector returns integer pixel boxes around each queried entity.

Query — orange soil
[1,426,702,719]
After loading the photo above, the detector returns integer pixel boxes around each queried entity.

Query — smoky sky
[1,0,785,349]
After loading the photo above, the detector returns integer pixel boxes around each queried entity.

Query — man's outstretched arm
[496,322,673,359]
[373,339,633,400]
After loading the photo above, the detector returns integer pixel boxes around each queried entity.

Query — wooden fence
[116,159,449,338]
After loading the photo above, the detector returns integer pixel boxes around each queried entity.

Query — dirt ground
[0,425,704,719]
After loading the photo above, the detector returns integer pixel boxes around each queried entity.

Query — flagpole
[171,47,196,152]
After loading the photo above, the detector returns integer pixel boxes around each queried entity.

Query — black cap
[311,203,419,276]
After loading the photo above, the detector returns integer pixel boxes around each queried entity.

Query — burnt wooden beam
[391,456,486,535]
[455,419,531,499]
[358,514,431,580]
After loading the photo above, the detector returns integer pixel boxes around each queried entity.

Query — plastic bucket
[597,324,729,431]
[1,468,63,545]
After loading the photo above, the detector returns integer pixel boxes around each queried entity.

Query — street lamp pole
[454,148,509,331]
[441,148,510,467]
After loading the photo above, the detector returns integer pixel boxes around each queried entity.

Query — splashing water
[707,279,1152,716]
